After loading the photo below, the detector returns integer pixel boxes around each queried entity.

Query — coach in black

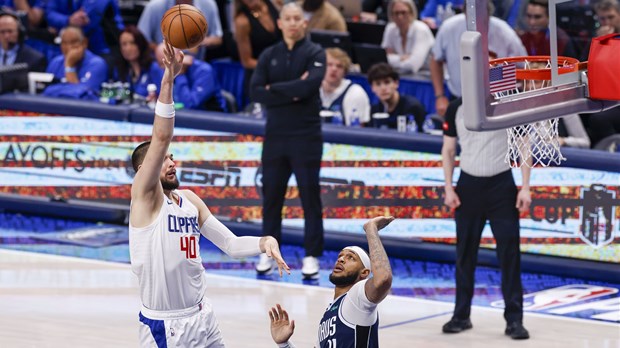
[250,2,326,279]
[441,98,532,340]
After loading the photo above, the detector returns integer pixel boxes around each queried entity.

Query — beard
[329,271,359,287]
[161,177,180,191]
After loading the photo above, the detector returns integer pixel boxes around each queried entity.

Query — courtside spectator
[519,0,576,58]
[303,0,346,33]
[43,26,106,100]
[382,0,435,74]
[0,10,46,72]
[45,0,124,56]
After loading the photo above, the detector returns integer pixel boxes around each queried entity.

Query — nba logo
[491,284,618,311]
[579,185,616,249]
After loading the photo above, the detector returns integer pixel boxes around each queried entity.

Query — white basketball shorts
[138,299,225,347]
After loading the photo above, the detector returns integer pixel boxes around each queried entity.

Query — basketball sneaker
[255,254,274,275]
[301,256,319,279]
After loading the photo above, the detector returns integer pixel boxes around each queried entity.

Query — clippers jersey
[318,280,379,348]
[129,190,206,311]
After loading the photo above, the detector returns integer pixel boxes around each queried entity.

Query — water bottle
[251,102,263,119]
[146,83,157,109]
[332,109,344,125]
[349,108,361,127]
[423,116,435,133]
[436,4,445,27]
[99,82,111,104]
[406,115,418,133]
[122,82,131,104]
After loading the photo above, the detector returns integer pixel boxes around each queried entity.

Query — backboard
[460,0,620,131]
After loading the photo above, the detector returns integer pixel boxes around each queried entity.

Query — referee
[441,98,532,340]
[250,2,326,279]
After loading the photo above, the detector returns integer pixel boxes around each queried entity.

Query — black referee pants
[453,170,524,324]
[261,134,324,257]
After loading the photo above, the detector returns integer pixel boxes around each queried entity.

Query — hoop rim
[489,55,583,81]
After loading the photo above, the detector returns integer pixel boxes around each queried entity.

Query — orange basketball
[160,4,208,50]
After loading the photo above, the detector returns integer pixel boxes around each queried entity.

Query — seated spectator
[138,0,223,60]
[587,108,620,149]
[594,0,620,37]
[320,48,370,126]
[155,42,226,111]
[43,26,107,100]
[519,0,576,58]
[420,0,463,30]
[303,0,346,32]
[1,0,57,59]
[558,115,590,149]
[367,62,426,131]
[381,0,435,74]
[233,0,281,101]
[45,0,124,56]
[361,0,389,23]
[114,26,163,101]
[0,10,46,72]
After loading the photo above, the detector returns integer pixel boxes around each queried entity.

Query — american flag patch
[489,63,516,93]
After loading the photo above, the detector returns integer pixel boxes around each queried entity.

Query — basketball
[160,4,208,50]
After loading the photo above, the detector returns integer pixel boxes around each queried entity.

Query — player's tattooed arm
[363,216,394,304]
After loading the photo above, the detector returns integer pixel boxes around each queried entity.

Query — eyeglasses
[392,10,411,17]
[526,14,544,19]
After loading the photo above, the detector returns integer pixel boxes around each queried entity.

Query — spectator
[587,108,620,148]
[114,26,163,101]
[381,0,435,74]
[594,0,620,37]
[303,0,346,32]
[519,0,576,58]
[45,0,124,56]
[367,62,426,131]
[43,26,107,100]
[558,115,591,149]
[138,0,223,59]
[250,3,326,279]
[320,47,371,126]
[361,0,389,23]
[1,0,57,60]
[0,10,46,72]
[155,42,226,111]
[420,0,463,29]
[233,0,281,102]
[430,0,526,116]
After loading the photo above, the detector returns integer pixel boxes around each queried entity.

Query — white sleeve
[343,84,371,124]
[200,215,262,258]
[402,21,435,73]
[340,279,378,327]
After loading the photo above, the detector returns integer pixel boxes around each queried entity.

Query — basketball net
[489,56,579,168]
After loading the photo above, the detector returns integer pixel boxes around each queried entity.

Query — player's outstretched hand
[161,39,184,79]
[364,215,395,232]
[269,304,295,344]
[260,236,291,276]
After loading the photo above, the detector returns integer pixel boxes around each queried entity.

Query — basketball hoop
[488,56,583,168]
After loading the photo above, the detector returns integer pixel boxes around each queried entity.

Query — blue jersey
[318,280,379,348]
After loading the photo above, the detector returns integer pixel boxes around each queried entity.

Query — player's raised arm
[130,40,184,225]
[363,216,395,304]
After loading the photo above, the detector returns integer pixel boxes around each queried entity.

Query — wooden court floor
[0,249,618,348]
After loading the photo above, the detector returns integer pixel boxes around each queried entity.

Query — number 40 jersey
[130,190,206,311]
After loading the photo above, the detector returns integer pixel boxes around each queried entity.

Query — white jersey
[129,190,207,311]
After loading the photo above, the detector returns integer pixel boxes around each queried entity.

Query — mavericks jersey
[318,280,379,348]
[129,190,206,311]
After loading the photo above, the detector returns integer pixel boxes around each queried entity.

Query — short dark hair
[302,0,324,12]
[528,0,549,16]
[131,141,151,172]
[594,0,620,14]
[367,63,399,84]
